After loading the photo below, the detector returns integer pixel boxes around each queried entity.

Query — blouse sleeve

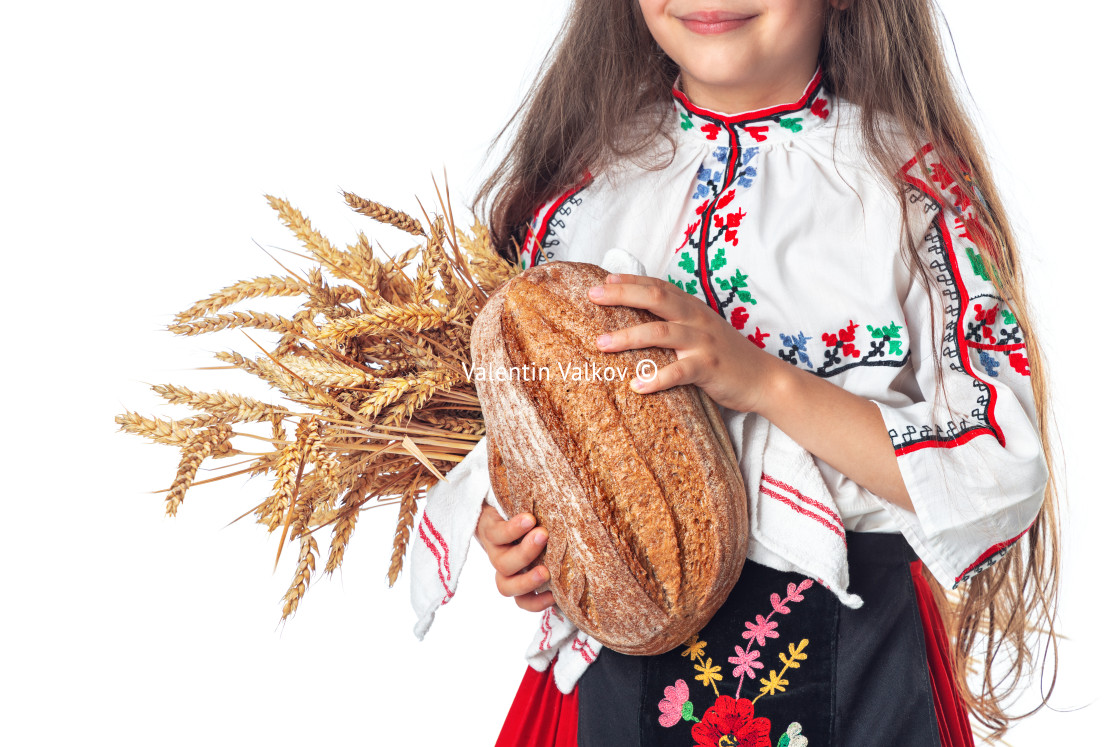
[519,173,596,270]
[866,144,1049,590]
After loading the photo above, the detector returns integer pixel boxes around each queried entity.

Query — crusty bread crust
[471,261,748,655]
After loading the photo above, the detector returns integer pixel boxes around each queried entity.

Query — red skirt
[495,660,579,747]
[496,553,973,746]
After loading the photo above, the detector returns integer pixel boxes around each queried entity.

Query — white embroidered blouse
[515,65,1048,590]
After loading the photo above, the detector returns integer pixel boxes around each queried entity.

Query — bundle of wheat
[116,183,518,620]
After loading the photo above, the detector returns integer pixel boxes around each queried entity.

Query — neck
[678,61,821,115]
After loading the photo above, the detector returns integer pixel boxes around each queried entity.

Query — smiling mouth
[678,12,757,35]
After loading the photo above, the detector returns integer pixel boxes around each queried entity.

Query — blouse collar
[671,65,833,146]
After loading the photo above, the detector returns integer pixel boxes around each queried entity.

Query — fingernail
[596,333,611,347]
[537,567,549,581]
[631,378,645,391]
[589,286,603,298]
[520,516,534,530]
[534,531,547,545]
[605,273,619,283]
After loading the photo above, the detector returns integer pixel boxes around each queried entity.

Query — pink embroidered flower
[785,579,813,603]
[658,679,691,727]
[742,615,780,646]
[729,645,763,679]
[691,695,772,747]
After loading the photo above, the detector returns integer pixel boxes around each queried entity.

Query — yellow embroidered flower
[694,657,723,696]
[778,639,809,669]
[681,634,707,661]
[759,669,789,697]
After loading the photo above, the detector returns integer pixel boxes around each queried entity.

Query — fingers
[588,275,693,321]
[631,355,706,394]
[477,504,536,549]
[496,562,550,598]
[595,319,709,355]
[514,589,555,613]
[492,526,549,576]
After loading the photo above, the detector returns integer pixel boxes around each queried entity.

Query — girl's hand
[588,273,783,414]
[475,503,554,612]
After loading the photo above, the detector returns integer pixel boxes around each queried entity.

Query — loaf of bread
[470,260,749,655]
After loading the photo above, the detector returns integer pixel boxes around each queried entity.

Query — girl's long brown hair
[473,1,1062,739]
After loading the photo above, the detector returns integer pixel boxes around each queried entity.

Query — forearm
[752,357,915,513]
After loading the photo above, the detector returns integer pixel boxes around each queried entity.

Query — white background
[2,1,1115,743]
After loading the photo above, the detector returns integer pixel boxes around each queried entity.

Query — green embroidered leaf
[779,117,803,132]
[709,246,727,272]
[966,246,991,281]
[685,279,698,295]
[867,322,902,340]
[669,276,684,291]
[679,112,694,131]
[778,735,791,747]
[1002,309,1017,325]
[682,700,698,722]
[888,340,902,355]
[678,251,696,274]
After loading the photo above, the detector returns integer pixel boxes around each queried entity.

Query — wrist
[752,354,798,419]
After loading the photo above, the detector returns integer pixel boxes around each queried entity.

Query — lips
[680,10,752,23]
[678,10,756,34]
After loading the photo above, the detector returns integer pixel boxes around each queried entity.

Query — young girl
[462,1,1059,744]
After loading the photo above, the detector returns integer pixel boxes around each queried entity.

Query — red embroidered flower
[691,695,772,747]
[716,189,737,210]
[822,321,860,357]
[973,303,998,343]
[1009,351,1030,376]
[744,126,769,142]
[730,306,750,330]
[930,161,955,189]
[810,97,829,119]
[748,327,769,348]
[949,184,972,212]
[701,123,722,140]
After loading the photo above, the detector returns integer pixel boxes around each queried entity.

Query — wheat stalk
[342,191,426,236]
[174,276,309,323]
[119,185,519,621]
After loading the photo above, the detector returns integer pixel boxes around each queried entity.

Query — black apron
[576,532,943,746]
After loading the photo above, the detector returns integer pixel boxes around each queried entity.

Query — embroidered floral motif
[757,640,809,701]
[743,615,780,647]
[695,657,724,696]
[729,646,763,680]
[657,579,816,745]
[683,634,708,661]
[778,332,813,367]
[779,117,803,132]
[774,321,906,377]
[777,722,808,747]
[659,679,701,727]
[692,695,772,747]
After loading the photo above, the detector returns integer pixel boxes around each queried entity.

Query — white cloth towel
[409,247,861,694]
